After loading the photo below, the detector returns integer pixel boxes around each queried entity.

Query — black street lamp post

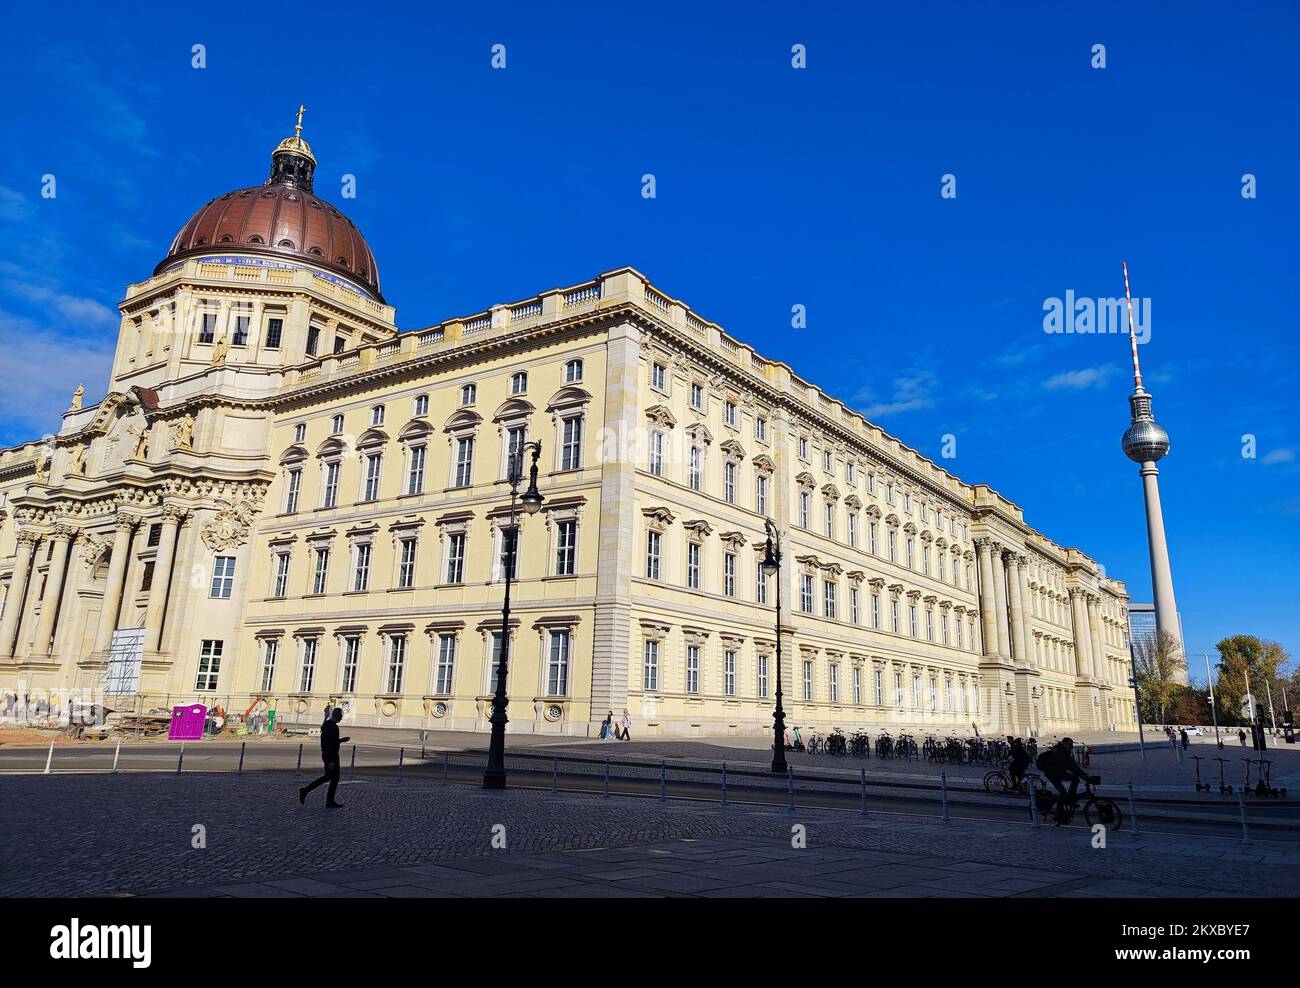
[483,441,544,790]
[761,518,788,774]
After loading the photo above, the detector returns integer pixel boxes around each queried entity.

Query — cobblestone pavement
[2,772,1297,898]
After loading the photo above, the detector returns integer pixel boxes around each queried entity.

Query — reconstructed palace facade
[0,124,1136,737]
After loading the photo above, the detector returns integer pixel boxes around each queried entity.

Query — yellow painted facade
[0,132,1136,737]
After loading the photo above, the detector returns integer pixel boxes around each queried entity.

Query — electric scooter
[1213,757,1233,795]
[1191,755,1211,793]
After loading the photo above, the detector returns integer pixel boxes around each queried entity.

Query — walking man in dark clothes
[299,707,349,807]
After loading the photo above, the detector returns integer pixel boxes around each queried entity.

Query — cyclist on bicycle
[1006,737,1032,788]
[1035,737,1098,821]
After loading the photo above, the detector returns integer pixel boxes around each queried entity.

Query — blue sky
[1,1,1296,673]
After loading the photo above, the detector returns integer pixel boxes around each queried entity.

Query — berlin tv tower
[1120,262,1184,676]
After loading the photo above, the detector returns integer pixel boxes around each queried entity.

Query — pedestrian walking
[600,709,614,740]
[1179,728,1189,750]
[617,708,631,741]
[299,708,349,808]
[1238,728,1247,748]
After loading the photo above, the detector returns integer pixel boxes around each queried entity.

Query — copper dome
[155,116,383,302]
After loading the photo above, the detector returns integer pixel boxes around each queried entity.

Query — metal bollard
[443,751,449,784]
[1237,791,1250,844]
[112,741,121,774]
[1127,782,1139,835]
[177,743,185,774]
[1175,742,1183,763]
[238,741,246,776]
[295,742,303,779]
[552,756,558,795]
[860,768,869,817]
[349,744,357,781]
[43,740,55,775]
[941,772,951,824]
[786,766,795,814]
[1029,783,1041,830]
[397,747,404,782]
[603,757,610,799]
[721,762,728,809]
[659,759,666,802]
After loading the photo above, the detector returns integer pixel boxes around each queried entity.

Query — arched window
[564,359,583,383]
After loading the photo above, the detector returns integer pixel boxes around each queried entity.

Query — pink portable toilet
[169,704,207,741]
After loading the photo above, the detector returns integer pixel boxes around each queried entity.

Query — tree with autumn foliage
[1212,635,1292,728]
[1133,629,1186,724]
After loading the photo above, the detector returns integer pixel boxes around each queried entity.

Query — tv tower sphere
[1122,388,1170,463]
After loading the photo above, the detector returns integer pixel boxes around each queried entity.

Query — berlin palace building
[0,120,1137,737]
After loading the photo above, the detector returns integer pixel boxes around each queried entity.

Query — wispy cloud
[1042,365,1117,391]
[1261,447,1295,466]
[854,369,939,419]
[0,311,114,441]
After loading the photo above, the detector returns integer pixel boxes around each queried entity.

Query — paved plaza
[3,768,1298,899]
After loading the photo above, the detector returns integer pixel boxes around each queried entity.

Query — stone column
[974,539,998,658]
[1069,588,1094,680]
[94,513,139,654]
[1086,595,1107,686]
[143,505,185,653]
[28,526,76,656]
[1005,552,1028,665]
[991,545,1011,660]
[0,531,40,658]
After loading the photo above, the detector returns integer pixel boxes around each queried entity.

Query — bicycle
[983,767,1046,797]
[1033,776,1122,831]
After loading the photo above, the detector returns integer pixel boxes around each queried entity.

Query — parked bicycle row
[786,727,1052,766]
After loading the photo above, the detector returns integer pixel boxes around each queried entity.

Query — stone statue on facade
[70,444,86,475]
[69,383,85,410]
[128,423,150,460]
[172,413,195,451]
[211,335,229,365]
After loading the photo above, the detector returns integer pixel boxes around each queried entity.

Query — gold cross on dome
[294,104,307,136]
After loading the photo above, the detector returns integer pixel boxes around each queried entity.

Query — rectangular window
[352,543,372,592]
[894,672,904,708]
[398,539,417,588]
[690,382,704,409]
[406,445,426,495]
[906,537,915,569]
[498,527,518,581]
[823,450,833,472]
[341,636,360,693]
[386,635,407,693]
[555,520,577,576]
[652,363,666,391]
[285,469,302,513]
[800,574,814,613]
[232,315,249,346]
[829,665,839,703]
[909,604,918,638]
[891,599,900,634]
[333,336,346,354]
[875,670,884,705]
[926,609,934,641]
[799,493,810,529]
[888,529,896,562]
[362,453,382,502]
[823,580,836,619]
[723,553,736,597]
[195,640,223,691]
[414,394,429,416]
[322,461,340,508]
[199,312,217,344]
[688,446,702,491]
[299,638,318,693]
[646,531,661,580]
[209,556,235,599]
[802,661,813,701]
[853,666,862,705]
[724,461,736,504]
[686,542,701,589]
[755,417,767,442]
[871,592,881,628]
[724,401,736,426]
[643,640,659,691]
[454,437,475,487]
[446,533,466,584]
[488,632,505,692]
[824,502,834,538]
[756,567,768,605]
[436,635,456,694]
[306,326,320,356]
[511,372,528,395]
[686,646,700,694]
[264,317,283,349]
[756,474,768,515]
[850,587,860,624]
[259,639,278,692]
[724,650,736,696]
[311,547,330,594]
[561,416,583,470]
[505,426,526,480]
[272,552,290,598]
[758,654,769,698]
[649,430,664,476]
[913,674,922,711]
[547,630,570,696]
